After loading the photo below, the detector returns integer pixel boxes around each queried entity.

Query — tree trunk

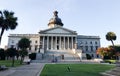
[20,56,23,64]
[111,40,114,47]
[20,56,24,64]
[0,28,5,45]
[12,56,15,67]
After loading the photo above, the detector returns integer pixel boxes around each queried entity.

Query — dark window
[12,40,14,43]
[95,41,97,44]
[80,46,83,50]
[92,54,94,57]
[90,41,92,44]
[96,46,98,50]
[40,45,42,49]
[90,46,93,51]
[97,54,99,58]
[35,45,38,51]
[11,45,14,48]
[35,40,37,43]
[85,46,88,51]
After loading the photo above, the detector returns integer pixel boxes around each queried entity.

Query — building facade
[8,11,100,60]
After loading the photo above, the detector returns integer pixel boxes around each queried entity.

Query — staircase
[100,67,120,76]
[100,62,120,76]
[32,49,82,63]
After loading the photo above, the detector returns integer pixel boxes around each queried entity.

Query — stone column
[39,36,41,53]
[59,36,61,50]
[64,36,65,50]
[75,36,77,49]
[71,37,73,49]
[51,36,53,50]
[47,36,49,50]
[68,37,69,49]
[42,36,45,49]
[55,36,57,50]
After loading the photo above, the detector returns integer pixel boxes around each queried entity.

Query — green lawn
[40,64,115,76]
[0,60,21,67]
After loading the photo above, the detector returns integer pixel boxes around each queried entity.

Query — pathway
[0,63,45,76]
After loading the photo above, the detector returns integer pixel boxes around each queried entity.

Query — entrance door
[61,54,64,60]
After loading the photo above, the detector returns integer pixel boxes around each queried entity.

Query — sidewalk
[0,63,45,76]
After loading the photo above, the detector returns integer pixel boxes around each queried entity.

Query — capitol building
[8,11,100,60]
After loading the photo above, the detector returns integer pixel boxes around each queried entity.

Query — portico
[39,35,77,51]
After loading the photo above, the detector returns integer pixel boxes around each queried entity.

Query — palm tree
[18,38,30,64]
[0,10,18,44]
[106,32,116,46]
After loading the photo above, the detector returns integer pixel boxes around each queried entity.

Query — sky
[0,0,120,48]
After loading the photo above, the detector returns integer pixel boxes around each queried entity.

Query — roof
[77,35,100,39]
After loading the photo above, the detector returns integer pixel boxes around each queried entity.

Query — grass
[0,60,21,67]
[40,64,115,76]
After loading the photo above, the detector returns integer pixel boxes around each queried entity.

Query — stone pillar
[51,36,53,50]
[64,36,65,50]
[42,36,45,49]
[59,36,61,50]
[39,36,41,53]
[71,37,73,49]
[47,36,49,50]
[55,36,57,50]
[68,37,69,49]
[75,37,77,49]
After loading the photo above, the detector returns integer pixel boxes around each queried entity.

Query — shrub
[104,60,116,64]
[29,53,36,60]
[86,54,92,60]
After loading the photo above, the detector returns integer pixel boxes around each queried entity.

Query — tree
[0,48,5,60]
[97,47,115,59]
[0,10,18,44]
[18,38,30,64]
[109,45,120,59]
[106,32,116,46]
[6,48,17,67]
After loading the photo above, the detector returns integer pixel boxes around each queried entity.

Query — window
[90,46,93,51]
[11,45,14,48]
[35,40,37,43]
[12,40,14,43]
[95,41,97,44]
[90,41,92,44]
[97,54,99,58]
[40,45,42,49]
[80,46,83,50]
[96,46,98,50]
[85,46,88,51]
[35,45,38,51]
[91,54,94,57]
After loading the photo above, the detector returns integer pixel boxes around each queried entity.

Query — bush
[86,54,92,60]
[104,60,116,64]
[103,56,111,60]
[29,53,36,60]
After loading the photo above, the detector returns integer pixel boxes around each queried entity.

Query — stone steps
[100,67,120,76]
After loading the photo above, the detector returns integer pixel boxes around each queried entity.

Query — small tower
[48,11,63,28]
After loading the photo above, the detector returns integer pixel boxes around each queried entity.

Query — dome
[48,11,63,26]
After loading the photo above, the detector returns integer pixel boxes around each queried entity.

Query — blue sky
[0,0,120,48]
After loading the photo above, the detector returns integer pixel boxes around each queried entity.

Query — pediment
[39,27,77,35]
